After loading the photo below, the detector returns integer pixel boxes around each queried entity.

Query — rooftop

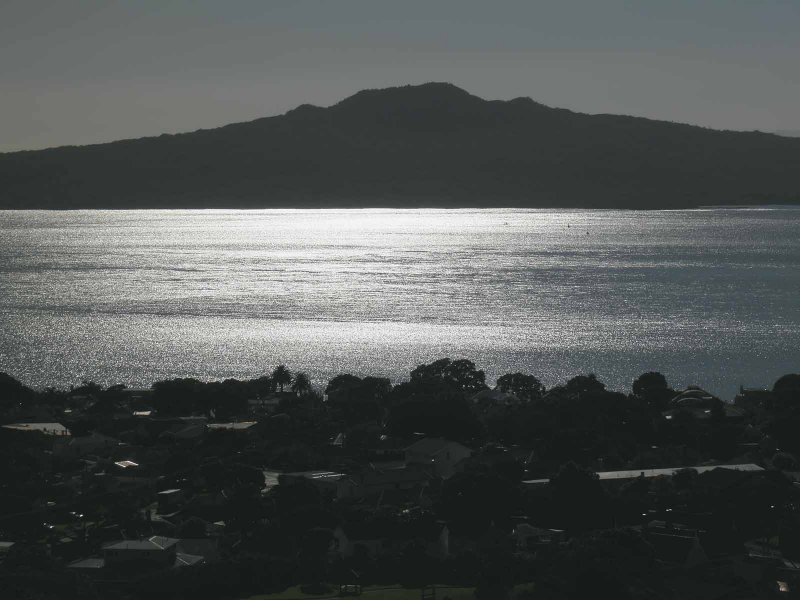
[207,421,257,431]
[283,470,349,482]
[114,460,139,469]
[175,552,205,567]
[405,437,467,456]
[105,536,179,551]
[2,422,70,436]
[522,463,763,485]
[68,557,106,569]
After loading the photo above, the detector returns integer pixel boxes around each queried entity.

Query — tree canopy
[410,358,487,395]
[272,365,293,392]
[496,372,545,402]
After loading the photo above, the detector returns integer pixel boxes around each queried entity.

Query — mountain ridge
[1,82,799,209]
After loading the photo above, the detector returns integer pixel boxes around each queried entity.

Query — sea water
[0,207,798,399]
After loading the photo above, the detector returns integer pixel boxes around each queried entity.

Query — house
[248,396,282,415]
[735,387,774,412]
[157,488,187,514]
[111,459,155,489]
[646,531,709,568]
[663,404,746,421]
[365,434,407,463]
[67,557,106,575]
[743,540,800,596]
[68,536,205,577]
[123,387,154,403]
[662,386,746,421]
[461,443,532,472]
[332,520,449,560]
[353,463,432,498]
[404,438,472,479]
[104,536,182,567]
[176,538,220,563]
[206,421,257,434]
[471,389,522,413]
[0,541,14,564]
[53,431,120,459]
[512,524,564,551]
[279,470,357,499]
[521,464,764,488]
[671,386,720,406]
[114,459,140,470]
[159,422,206,441]
[2,422,70,436]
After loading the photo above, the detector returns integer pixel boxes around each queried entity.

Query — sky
[2,0,799,152]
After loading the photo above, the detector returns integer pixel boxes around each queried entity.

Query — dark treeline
[1,363,800,600]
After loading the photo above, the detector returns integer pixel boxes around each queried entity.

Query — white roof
[595,463,763,480]
[207,421,256,431]
[105,536,178,551]
[523,463,763,485]
[284,470,348,482]
[2,422,70,436]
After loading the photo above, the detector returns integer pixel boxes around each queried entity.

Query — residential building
[404,438,472,479]
[2,422,70,436]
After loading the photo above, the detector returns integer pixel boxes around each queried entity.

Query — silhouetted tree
[298,527,335,586]
[152,378,204,415]
[325,374,362,396]
[387,378,482,441]
[550,462,610,533]
[0,372,35,416]
[325,374,391,424]
[774,374,800,407]
[496,372,545,402]
[272,365,292,393]
[410,358,487,394]
[774,374,800,394]
[565,373,606,397]
[440,467,520,533]
[291,372,312,396]
[632,371,673,410]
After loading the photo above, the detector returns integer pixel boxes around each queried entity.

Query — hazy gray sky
[2,0,799,152]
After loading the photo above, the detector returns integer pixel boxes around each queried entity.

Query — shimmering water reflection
[0,208,798,398]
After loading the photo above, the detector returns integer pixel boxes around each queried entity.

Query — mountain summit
[1,83,798,209]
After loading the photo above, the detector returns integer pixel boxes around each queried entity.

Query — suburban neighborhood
[1,363,800,599]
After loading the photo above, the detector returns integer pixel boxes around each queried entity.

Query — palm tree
[291,372,312,397]
[272,364,292,393]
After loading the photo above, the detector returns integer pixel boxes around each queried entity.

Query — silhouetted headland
[1,83,799,209]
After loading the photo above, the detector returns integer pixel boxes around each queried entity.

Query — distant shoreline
[696,203,800,209]
[2,202,800,212]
